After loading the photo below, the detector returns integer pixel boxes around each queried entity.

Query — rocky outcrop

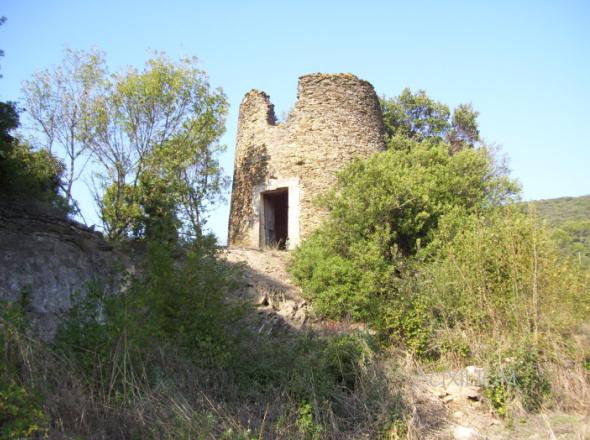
[0,203,121,339]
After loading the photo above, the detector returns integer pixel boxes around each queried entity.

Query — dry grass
[2,315,434,439]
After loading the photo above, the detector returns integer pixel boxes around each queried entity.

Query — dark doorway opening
[262,188,288,249]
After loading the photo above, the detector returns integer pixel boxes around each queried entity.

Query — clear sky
[1,0,589,243]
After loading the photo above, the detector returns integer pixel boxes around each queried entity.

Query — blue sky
[1,0,589,242]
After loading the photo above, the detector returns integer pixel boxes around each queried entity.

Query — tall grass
[419,208,590,414]
[0,240,417,439]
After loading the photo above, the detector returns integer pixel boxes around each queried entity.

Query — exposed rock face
[0,204,120,339]
[228,73,386,249]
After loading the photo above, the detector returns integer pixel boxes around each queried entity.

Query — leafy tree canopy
[381,88,480,152]
[21,49,229,241]
[22,48,107,208]
[87,54,228,240]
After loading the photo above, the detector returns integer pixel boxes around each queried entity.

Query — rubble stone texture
[228,73,386,249]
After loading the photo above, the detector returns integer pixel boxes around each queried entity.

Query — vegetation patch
[290,89,590,419]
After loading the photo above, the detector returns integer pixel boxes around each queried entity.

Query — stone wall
[228,73,386,248]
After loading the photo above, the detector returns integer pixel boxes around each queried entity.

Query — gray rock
[0,204,122,339]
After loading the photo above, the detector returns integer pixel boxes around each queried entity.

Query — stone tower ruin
[228,73,386,250]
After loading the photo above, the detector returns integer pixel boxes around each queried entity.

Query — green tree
[22,48,107,207]
[447,103,480,152]
[87,54,228,240]
[381,88,480,151]
[0,101,65,208]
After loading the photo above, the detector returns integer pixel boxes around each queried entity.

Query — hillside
[527,194,590,225]
[524,195,590,267]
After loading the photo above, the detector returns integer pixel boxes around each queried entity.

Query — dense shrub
[0,382,49,440]
[421,210,589,410]
[484,347,552,416]
[420,210,589,343]
[290,140,518,326]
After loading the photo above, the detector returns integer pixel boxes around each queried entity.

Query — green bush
[0,382,49,440]
[484,347,551,416]
[379,294,433,358]
[290,239,380,320]
[2,264,409,438]
[513,350,551,412]
[414,208,587,412]
[290,134,589,414]
[125,238,240,364]
[290,140,518,353]
[296,400,323,440]
[53,282,112,377]
[320,334,374,391]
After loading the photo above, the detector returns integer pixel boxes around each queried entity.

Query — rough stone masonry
[228,73,386,250]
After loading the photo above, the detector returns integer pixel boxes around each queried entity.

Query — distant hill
[526,194,590,226]
[526,195,590,268]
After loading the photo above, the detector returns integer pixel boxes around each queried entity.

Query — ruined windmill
[228,73,385,250]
